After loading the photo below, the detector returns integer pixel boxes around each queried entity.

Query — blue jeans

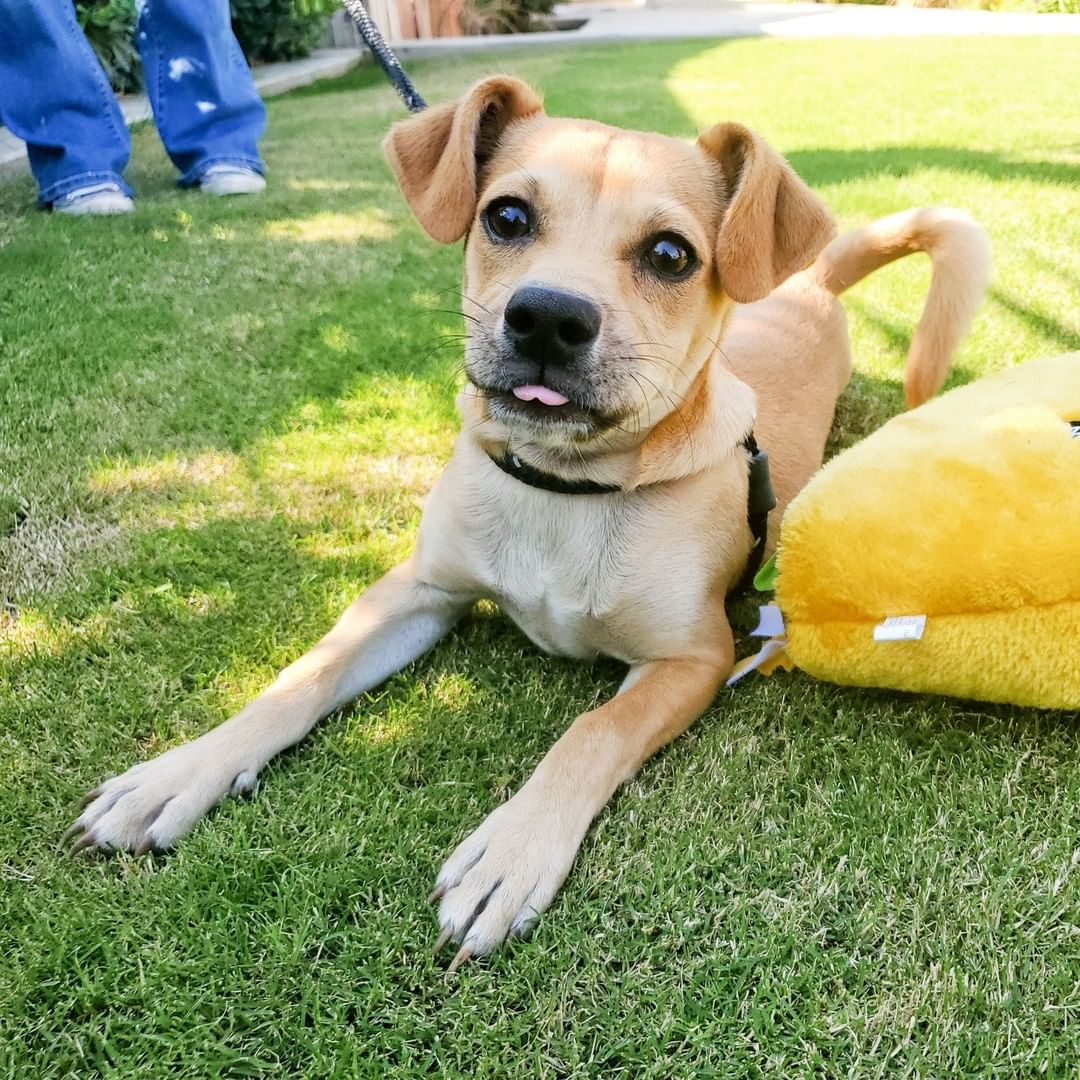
[0,0,266,204]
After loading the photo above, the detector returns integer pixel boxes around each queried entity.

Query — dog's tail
[810,207,991,407]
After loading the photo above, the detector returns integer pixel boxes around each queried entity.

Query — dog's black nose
[503,286,601,365]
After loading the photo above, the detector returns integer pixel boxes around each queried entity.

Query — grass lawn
[2,34,1079,1077]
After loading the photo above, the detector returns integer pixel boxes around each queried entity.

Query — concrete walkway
[3,0,1076,176]
[397,0,1080,55]
[566,0,1080,40]
[0,48,361,176]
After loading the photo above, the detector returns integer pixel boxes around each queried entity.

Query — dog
[66,76,990,969]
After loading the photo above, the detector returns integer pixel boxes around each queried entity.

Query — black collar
[487,448,621,496]
[486,434,777,585]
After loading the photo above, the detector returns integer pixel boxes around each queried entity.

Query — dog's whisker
[627,372,654,431]
[461,292,495,315]
[617,352,685,379]
[635,368,691,413]
[429,308,483,326]
[631,364,693,406]
[705,334,736,369]
[627,339,680,352]
[417,340,469,370]
[634,370,696,469]
[412,306,478,325]
[627,341,687,367]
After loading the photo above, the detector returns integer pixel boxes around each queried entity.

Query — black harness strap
[487,434,777,586]
[740,433,777,588]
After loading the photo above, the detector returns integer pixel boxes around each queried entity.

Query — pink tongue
[513,384,569,407]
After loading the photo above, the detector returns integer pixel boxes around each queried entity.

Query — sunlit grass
[264,208,396,243]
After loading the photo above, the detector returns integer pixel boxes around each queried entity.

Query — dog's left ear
[383,76,543,244]
[698,123,835,303]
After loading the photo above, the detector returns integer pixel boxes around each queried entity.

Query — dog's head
[384,76,833,453]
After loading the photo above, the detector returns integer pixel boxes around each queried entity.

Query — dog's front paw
[65,738,257,856]
[432,789,588,969]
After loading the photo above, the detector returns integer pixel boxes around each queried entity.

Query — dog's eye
[485,198,533,242]
[645,234,695,278]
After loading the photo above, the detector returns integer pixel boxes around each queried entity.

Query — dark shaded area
[787,145,1080,190]
[988,287,1080,353]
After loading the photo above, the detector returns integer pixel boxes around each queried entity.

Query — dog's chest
[487,499,641,660]
[420,459,742,664]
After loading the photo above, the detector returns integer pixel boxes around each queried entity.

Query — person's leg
[135,0,266,188]
[0,0,132,206]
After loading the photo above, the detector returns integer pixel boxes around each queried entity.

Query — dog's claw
[447,945,472,973]
[428,885,445,903]
[70,832,98,854]
[432,928,453,955]
[77,787,102,811]
[132,838,153,858]
[61,822,85,845]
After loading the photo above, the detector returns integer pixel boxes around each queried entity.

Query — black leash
[340,0,427,113]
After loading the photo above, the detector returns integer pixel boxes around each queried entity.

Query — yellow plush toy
[774,352,1080,710]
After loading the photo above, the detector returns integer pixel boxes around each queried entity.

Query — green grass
[1,36,1079,1077]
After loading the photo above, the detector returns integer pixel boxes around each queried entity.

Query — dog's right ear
[698,122,835,303]
[383,76,543,244]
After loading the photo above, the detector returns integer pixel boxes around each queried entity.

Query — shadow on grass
[2,505,618,813]
[787,145,1080,190]
[847,283,1080,372]
[988,287,1080,353]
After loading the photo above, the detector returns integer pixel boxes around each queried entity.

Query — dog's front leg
[433,646,732,968]
[68,559,472,855]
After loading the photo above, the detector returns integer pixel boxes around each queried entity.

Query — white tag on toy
[751,603,786,638]
[873,615,927,642]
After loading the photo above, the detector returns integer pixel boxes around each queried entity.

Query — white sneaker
[199,165,266,196]
[53,182,134,216]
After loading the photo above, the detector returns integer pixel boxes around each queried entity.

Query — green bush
[230,0,338,63]
[76,0,568,88]
[76,0,141,94]
[75,0,336,94]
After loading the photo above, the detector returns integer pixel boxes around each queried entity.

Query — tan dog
[67,77,989,969]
